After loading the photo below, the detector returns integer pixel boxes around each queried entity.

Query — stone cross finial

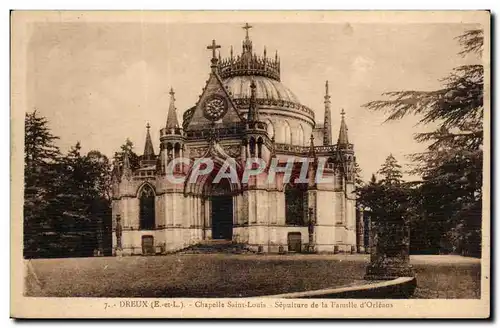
[146,122,150,130]
[242,23,253,38]
[341,108,346,117]
[207,39,221,59]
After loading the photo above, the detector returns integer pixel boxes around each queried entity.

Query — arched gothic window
[257,137,263,158]
[266,120,275,139]
[249,137,256,157]
[284,121,292,144]
[285,183,308,226]
[297,124,305,146]
[139,184,155,230]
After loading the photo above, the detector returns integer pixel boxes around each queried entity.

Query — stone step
[176,241,255,254]
[198,239,233,246]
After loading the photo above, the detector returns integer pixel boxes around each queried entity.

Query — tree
[43,143,113,257]
[85,150,113,255]
[45,143,92,257]
[24,111,114,258]
[357,156,414,259]
[87,150,112,201]
[357,155,407,214]
[377,154,403,185]
[24,110,61,258]
[363,29,484,256]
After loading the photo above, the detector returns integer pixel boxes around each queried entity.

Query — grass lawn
[25,254,481,298]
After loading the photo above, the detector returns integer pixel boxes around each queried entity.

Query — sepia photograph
[10,10,490,318]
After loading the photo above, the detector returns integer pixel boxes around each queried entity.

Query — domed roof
[223,76,300,104]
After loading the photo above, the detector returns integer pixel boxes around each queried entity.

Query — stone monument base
[365,263,415,280]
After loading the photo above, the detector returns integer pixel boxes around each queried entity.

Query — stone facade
[111,25,361,255]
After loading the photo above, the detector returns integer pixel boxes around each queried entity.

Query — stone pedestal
[365,215,414,280]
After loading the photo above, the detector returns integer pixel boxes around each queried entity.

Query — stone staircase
[176,240,256,254]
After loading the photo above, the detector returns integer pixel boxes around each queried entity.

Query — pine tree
[24,111,114,257]
[86,150,112,255]
[24,110,61,258]
[357,157,411,223]
[363,29,484,256]
[44,143,113,257]
[377,154,403,185]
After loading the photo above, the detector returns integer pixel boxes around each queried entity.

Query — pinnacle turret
[143,123,155,160]
[337,108,349,147]
[247,79,259,123]
[323,80,332,146]
[121,150,132,179]
[166,88,179,130]
[308,134,316,158]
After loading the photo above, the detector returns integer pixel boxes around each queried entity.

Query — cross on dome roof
[242,23,253,38]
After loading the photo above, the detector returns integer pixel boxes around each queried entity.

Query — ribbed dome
[223,76,300,104]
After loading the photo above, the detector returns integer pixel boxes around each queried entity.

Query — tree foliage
[24,111,112,258]
[377,154,403,185]
[358,155,409,217]
[24,111,61,258]
[362,29,484,256]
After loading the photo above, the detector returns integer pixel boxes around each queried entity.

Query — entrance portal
[141,235,155,255]
[211,195,233,240]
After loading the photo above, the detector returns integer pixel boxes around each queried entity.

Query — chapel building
[111,24,365,255]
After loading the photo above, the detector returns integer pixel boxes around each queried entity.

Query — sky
[25,20,479,181]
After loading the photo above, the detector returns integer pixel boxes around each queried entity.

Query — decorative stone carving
[222,144,241,158]
[233,98,315,119]
[202,94,228,121]
[188,146,209,158]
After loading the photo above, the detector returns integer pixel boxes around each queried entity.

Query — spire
[323,80,332,145]
[337,108,349,146]
[143,123,155,160]
[308,134,318,187]
[121,150,132,179]
[247,79,259,122]
[111,161,121,182]
[166,87,179,130]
